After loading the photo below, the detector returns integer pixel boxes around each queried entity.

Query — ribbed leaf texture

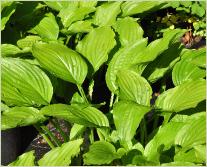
[9,151,35,166]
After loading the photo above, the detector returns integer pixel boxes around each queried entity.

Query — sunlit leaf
[113,17,143,46]
[2,58,53,106]
[58,6,95,28]
[113,101,150,142]
[161,161,197,166]
[1,44,26,57]
[67,20,93,34]
[32,42,88,85]
[83,141,120,165]
[17,35,41,50]
[156,79,206,112]
[70,124,86,140]
[117,70,152,106]
[38,139,83,166]
[9,151,35,166]
[94,2,121,26]
[31,13,59,41]
[2,107,45,130]
[76,26,116,72]
[40,104,109,127]
[106,38,147,93]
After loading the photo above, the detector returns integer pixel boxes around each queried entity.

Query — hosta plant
[1,1,206,166]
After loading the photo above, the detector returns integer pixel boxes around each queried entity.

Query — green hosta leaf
[172,59,205,86]
[1,44,27,57]
[40,104,109,127]
[79,1,97,7]
[17,35,41,50]
[58,6,95,28]
[113,101,150,142]
[106,38,147,93]
[156,79,206,112]
[94,2,121,26]
[83,141,120,165]
[1,102,9,112]
[174,145,206,164]
[144,121,184,162]
[113,17,143,46]
[117,70,152,106]
[2,107,45,130]
[191,3,205,17]
[175,113,206,149]
[161,162,197,166]
[32,42,88,85]
[2,58,53,106]
[181,48,206,68]
[121,1,167,17]
[31,13,59,41]
[1,2,17,31]
[68,20,93,34]
[44,1,70,11]
[70,124,86,140]
[76,26,116,72]
[38,139,83,166]
[9,151,35,166]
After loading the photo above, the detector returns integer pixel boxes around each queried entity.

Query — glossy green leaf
[58,6,95,28]
[32,42,88,85]
[68,20,93,34]
[113,17,143,46]
[9,151,35,166]
[161,162,197,166]
[94,2,121,26]
[2,106,45,130]
[79,1,97,8]
[38,139,83,166]
[174,145,206,164]
[106,38,147,93]
[175,113,206,149]
[17,35,41,50]
[172,59,205,86]
[121,1,167,17]
[76,26,116,72]
[156,79,206,112]
[83,141,119,165]
[2,58,53,106]
[1,2,17,30]
[44,1,70,11]
[70,124,86,140]
[113,101,150,142]
[1,44,26,57]
[144,121,184,162]
[117,70,152,106]
[40,104,109,127]
[31,13,59,41]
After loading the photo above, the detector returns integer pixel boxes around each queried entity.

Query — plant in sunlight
[1,1,206,166]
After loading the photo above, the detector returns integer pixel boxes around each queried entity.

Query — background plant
[1,1,206,166]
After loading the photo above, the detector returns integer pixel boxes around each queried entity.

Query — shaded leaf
[113,17,143,46]
[38,139,83,166]
[117,70,152,106]
[156,79,206,112]
[2,58,53,106]
[76,26,116,72]
[113,101,150,142]
[83,141,119,165]
[32,42,88,85]
[94,2,121,26]
[2,106,45,130]
[9,151,35,166]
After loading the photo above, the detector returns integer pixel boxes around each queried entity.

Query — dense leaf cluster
[1,1,206,166]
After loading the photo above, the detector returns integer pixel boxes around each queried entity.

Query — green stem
[109,93,114,109]
[33,124,55,149]
[50,118,69,142]
[89,128,94,144]
[65,35,71,45]
[77,84,89,104]
[41,125,61,147]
